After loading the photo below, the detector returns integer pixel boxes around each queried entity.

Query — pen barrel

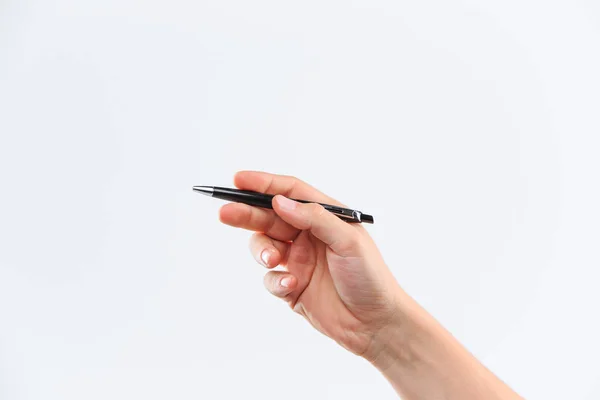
[211,187,373,224]
[212,187,275,208]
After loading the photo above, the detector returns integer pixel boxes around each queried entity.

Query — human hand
[219,171,403,359]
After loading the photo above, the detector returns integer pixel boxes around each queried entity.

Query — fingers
[219,202,299,242]
[249,232,289,268]
[273,195,361,257]
[263,271,297,299]
[234,170,345,207]
[251,235,299,305]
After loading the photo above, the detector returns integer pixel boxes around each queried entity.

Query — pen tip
[192,186,214,196]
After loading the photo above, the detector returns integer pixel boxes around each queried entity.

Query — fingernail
[280,277,293,288]
[260,249,271,266]
[277,196,297,211]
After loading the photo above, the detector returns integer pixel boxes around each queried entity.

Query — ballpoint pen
[193,186,374,224]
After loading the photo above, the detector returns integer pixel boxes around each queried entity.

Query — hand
[219,171,403,359]
[219,172,524,400]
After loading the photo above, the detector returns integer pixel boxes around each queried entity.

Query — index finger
[233,171,346,207]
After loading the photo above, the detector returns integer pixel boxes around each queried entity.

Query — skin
[219,171,524,400]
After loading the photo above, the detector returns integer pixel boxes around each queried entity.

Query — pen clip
[325,205,362,222]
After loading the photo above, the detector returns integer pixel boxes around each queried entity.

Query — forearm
[367,292,523,400]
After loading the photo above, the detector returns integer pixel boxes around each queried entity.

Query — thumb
[272,195,360,257]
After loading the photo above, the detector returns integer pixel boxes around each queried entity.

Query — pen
[193,186,374,224]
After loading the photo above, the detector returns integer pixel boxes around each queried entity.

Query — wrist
[362,289,439,373]
[361,288,524,400]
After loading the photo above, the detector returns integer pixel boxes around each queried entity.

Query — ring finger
[249,232,290,268]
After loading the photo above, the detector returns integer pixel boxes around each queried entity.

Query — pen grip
[213,187,274,208]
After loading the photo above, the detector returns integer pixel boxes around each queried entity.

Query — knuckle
[282,174,302,184]
[265,213,278,235]
[281,174,300,192]
[244,205,255,225]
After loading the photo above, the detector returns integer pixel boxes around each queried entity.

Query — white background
[1,1,599,399]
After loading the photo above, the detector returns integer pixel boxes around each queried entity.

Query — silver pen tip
[192,186,214,196]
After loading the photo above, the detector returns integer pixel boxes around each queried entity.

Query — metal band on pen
[325,206,363,223]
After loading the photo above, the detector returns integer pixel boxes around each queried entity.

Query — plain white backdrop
[1,1,599,398]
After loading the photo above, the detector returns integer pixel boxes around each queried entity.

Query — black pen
[193,186,374,224]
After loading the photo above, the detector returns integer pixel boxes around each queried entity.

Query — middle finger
[219,202,299,241]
